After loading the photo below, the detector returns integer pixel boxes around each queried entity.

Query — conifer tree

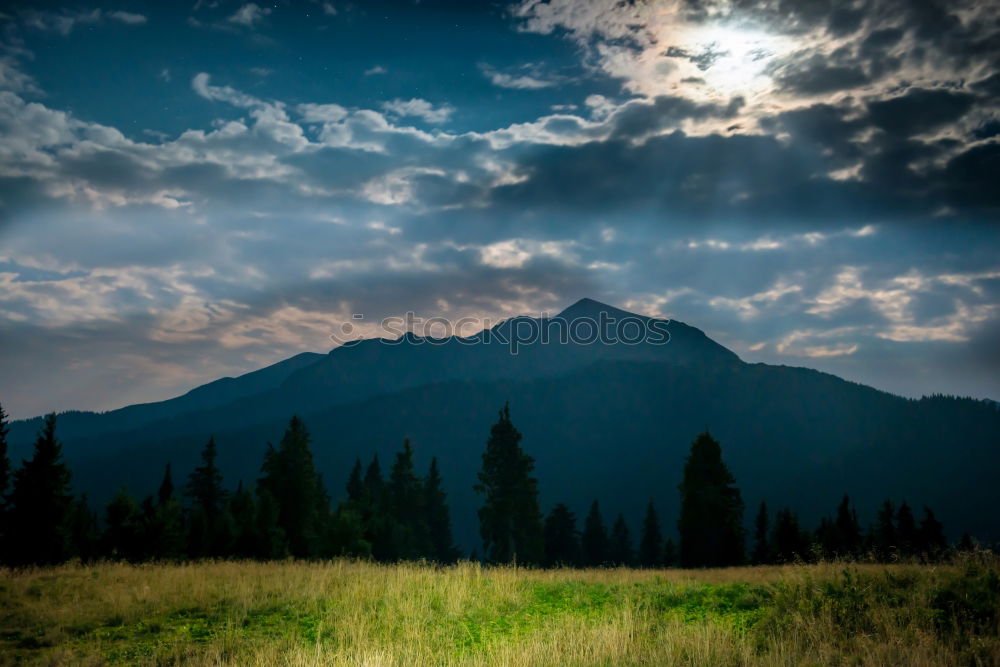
[896,501,918,557]
[609,513,634,566]
[677,431,744,567]
[423,457,457,563]
[474,402,544,564]
[6,414,73,565]
[158,463,175,506]
[543,502,580,567]
[874,499,897,561]
[229,481,258,558]
[103,487,142,561]
[66,494,99,562]
[185,437,234,558]
[388,439,429,559]
[152,463,184,559]
[662,537,679,567]
[638,500,663,568]
[254,488,288,559]
[834,494,861,557]
[346,458,364,503]
[918,506,946,559]
[0,403,9,523]
[361,453,395,560]
[186,437,227,518]
[257,416,330,558]
[771,508,809,563]
[752,501,770,564]
[581,500,609,567]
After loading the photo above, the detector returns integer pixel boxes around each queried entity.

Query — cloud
[108,11,147,25]
[479,63,560,90]
[21,8,147,35]
[364,65,387,76]
[228,3,271,28]
[381,98,455,124]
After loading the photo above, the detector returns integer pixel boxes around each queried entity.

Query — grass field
[1,555,998,666]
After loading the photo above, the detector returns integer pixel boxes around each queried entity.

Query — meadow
[1,555,998,666]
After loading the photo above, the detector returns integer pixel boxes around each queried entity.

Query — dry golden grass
[1,556,997,665]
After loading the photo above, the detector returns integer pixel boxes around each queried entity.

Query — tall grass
[1,555,997,665]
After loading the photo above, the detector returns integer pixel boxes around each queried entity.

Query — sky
[0,0,998,418]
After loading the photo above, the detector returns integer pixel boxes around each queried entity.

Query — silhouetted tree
[752,501,770,564]
[388,439,430,559]
[257,416,330,558]
[186,437,228,518]
[874,499,897,561]
[229,481,258,558]
[677,431,744,567]
[0,403,10,549]
[772,508,809,563]
[543,502,580,567]
[662,537,679,567]
[346,458,364,503]
[186,436,232,558]
[254,488,287,559]
[66,494,99,562]
[6,414,73,565]
[474,402,543,564]
[834,494,861,558]
[918,506,946,559]
[896,501,918,557]
[103,487,142,561]
[423,457,457,562]
[609,513,634,566]
[157,463,175,506]
[361,453,395,560]
[151,463,185,559]
[638,500,663,568]
[581,500,609,567]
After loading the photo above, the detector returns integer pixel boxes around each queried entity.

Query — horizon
[1,0,1000,417]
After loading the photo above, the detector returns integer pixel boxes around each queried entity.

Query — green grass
[1,555,998,665]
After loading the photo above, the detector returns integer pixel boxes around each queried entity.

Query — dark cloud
[867,88,976,137]
[773,56,871,95]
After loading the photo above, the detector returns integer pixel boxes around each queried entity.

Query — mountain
[7,299,1000,550]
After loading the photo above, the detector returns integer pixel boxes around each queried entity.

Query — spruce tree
[423,457,457,563]
[609,513,634,566]
[834,494,861,557]
[474,403,544,564]
[581,500,609,567]
[257,416,330,558]
[677,431,744,567]
[185,437,233,558]
[874,499,897,562]
[153,463,185,560]
[158,463,175,505]
[186,437,228,517]
[103,487,142,561]
[638,500,663,568]
[918,506,946,559]
[254,488,288,559]
[0,403,9,556]
[662,537,679,567]
[388,439,429,559]
[896,501,918,557]
[361,454,394,560]
[229,481,258,558]
[346,458,364,503]
[6,414,73,565]
[66,494,99,562]
[543,503,580,567]
[752,501,770,564]
[771,508,809,563]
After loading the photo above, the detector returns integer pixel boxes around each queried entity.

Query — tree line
[0,402,968,568]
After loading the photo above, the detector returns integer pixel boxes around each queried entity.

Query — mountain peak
[556,297,645,321]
